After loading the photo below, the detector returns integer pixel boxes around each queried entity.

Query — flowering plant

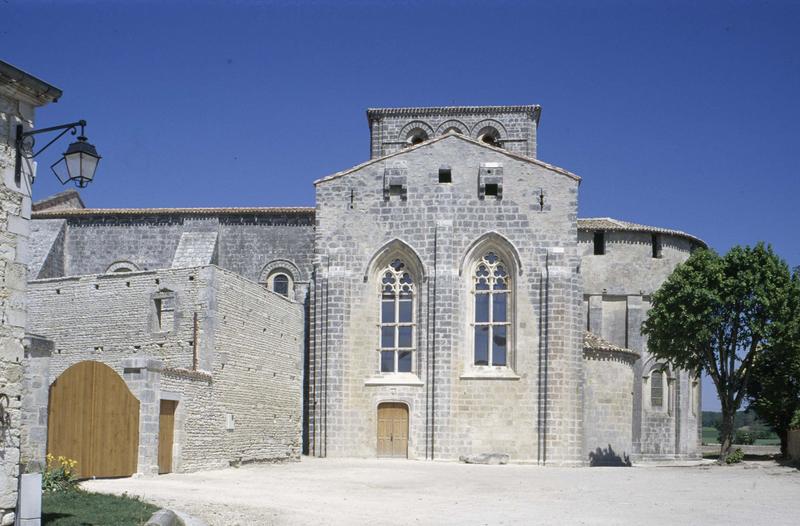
[42,454,79,492]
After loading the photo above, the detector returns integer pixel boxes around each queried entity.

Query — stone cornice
[578,217,707,248]
[367,105,541,124]
[32,206,316,220]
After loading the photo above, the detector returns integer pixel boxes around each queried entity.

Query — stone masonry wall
[580,231,702,460]
[311,135,583,464]
[582,349,636,465]
[29,212,315,290]
[217,215,314,284]
[28,219,65,279]
[0,90,37,526]
[368,106,538,159]
[212,269,304,464]
[24,265,304,472]
[62,216,185,275]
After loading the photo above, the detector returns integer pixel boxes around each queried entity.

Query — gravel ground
[83,458,800,525]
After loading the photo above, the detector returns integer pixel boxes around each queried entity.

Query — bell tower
[366,104,541,159]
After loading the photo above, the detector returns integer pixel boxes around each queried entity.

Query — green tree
[642,244,794,461]
[746,270,800,457]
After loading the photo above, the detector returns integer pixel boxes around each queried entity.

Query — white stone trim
[106,260,140,273]
[364,374,424,386]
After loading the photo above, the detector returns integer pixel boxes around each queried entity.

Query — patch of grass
[702,426,719,445]
[43,491,158,526]
[754,438,781,446]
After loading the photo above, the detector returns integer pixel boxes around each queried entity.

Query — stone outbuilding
[22,265,304,476]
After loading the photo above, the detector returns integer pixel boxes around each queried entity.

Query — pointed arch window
[472,252,510,366]
[379,259,415,373]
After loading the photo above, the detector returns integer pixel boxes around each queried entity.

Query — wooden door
[158,400,177,474]
[47,361,140,479]
[377,403,408,458]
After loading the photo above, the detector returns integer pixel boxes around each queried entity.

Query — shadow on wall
[588,445,632,467]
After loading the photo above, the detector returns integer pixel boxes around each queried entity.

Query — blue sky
[5,0,799,411]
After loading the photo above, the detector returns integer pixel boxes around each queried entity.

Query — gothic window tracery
[379,259,415,373]
[472,251,510,366]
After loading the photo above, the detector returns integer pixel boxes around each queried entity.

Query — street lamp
[15,120,101,188]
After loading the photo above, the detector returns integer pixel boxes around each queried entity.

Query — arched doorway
[377,402,408,458]
[47,361,140,478]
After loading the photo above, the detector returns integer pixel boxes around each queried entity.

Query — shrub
[734,429,755,445]
[43,454,79,492]
[725,448,745,464]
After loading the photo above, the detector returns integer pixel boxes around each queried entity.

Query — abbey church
[21,104,704,476]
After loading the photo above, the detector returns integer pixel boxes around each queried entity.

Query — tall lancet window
[380,259,415,373]
[473,252,510,366]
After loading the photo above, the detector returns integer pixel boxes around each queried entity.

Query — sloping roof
[32,189,85,212]
[314,132,580,185]
[0,60,62,105]
[583,331,641,359]
[577,217,706,248]
[32,206,315,219]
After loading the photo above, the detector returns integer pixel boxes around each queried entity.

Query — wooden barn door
[377,403,408,458]
[158,400,177,474]
[47,361,140,479]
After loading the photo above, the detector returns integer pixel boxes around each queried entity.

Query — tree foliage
[746,270,800,457]
[642,243,795,461]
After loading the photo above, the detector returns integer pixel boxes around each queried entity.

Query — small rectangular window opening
[155,296,175,330]
[484,183,499,197]
[593,231,605,255]
[652,233,663,259]
[388,184,403,197]
[438,168,452,183]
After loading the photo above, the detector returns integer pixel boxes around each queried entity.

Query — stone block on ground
[459,453,509,465]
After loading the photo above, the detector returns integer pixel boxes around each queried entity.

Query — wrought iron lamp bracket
[14,120,86,186]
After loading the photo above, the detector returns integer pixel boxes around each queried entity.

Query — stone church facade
[22,104,703,473]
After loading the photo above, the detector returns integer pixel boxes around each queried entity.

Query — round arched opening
[271,273,290,297]
[106,261,139,273]
[406,129,429,146]
[477,126,501,147]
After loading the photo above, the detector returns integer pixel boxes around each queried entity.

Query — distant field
[702,425,780,446]
[702,426,719,445]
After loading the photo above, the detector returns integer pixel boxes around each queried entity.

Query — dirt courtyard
[83,458,800,525]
